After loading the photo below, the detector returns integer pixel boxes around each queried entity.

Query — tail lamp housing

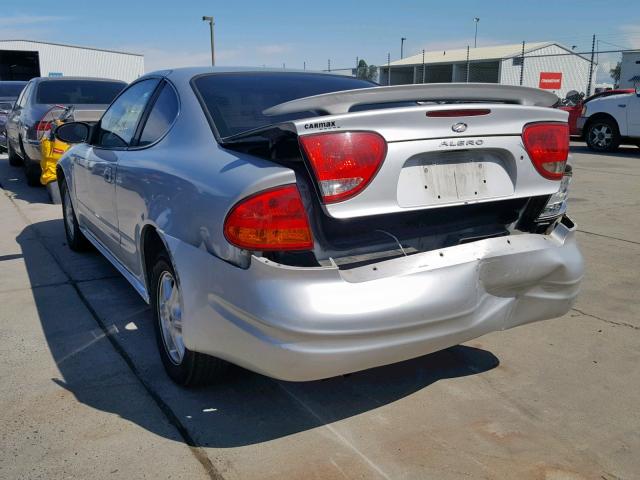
[299,131,387,203]
[522,122,569,180]
[224,184,313,251]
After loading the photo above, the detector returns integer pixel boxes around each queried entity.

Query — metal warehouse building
[379,42,592,98]
[0,40,144,83]
[619,50,640,89]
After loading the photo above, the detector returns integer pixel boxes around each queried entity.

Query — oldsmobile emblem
[452,122,467,133]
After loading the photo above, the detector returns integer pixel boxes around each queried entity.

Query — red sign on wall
[539,72,563,89]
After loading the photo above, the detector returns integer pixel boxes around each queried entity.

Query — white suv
[577,86,640,152]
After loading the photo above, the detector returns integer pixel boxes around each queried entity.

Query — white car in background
[578,86,640,152]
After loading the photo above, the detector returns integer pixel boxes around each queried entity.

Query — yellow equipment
[39,119,70,186]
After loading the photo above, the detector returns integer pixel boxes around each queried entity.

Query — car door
[115,80,180,278]
[6,81,32,150]
[75,78,160,256]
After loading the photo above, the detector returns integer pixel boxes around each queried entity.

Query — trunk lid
[290,103,568,219]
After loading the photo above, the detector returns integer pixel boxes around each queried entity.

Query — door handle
[618,104,627,108]
[103,166,113,183]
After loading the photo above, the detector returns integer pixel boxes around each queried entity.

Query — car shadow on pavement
[17,219,499,448]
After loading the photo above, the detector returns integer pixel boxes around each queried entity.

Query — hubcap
[589,124,613,148]
[157,271,185,364]
[63,187,75,241]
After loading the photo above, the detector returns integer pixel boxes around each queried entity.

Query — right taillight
[522,123,569,180]
[224,184,313,251]
[299,131,387,203]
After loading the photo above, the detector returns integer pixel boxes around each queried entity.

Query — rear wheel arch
[140,225,170,295]
[585,112,620,133]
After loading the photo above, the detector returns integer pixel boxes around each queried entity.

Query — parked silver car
[5,77,125,185]
[55,68,584,386]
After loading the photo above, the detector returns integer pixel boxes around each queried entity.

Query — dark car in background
[5,77,126,185]
[0,81,27,152]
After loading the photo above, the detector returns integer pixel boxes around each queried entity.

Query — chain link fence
[322,41,639,104]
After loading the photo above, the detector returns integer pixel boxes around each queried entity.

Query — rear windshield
[192,72,375,138]
[36,80,126,105]
[0,83,26,97]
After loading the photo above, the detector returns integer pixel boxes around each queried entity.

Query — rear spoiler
[263,83,559,116]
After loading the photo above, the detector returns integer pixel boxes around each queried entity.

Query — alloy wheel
[157,271,185,365]
[589,123,613,149]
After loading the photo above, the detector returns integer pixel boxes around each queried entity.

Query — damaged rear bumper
[164,216,584,381]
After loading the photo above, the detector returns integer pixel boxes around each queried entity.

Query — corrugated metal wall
[499,44,590,97]
[0,40,144,83]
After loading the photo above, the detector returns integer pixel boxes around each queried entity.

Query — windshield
[192,72,375,138]
[35,80,126,105]
[0,83,26,97]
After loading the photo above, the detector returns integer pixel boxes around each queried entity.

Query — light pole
[202,16,215,66]
[401,37,407,59]
[473,17,480,48]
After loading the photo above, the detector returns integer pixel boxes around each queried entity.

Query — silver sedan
[55,68,584,386]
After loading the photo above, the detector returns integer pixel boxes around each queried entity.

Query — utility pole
[466,45,470,82]
[303,61,306,71]
[202,16,215,66]
[387,52,391,85]
[401,37,406,59]
[421,49,425,83]
[328,59,331,72]
[519,41,525,86]
[473,17,480,48]
[586,34,596,96]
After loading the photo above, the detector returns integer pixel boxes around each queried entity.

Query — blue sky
[2,0,639,74]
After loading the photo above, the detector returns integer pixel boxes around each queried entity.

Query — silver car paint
[58,67,583,381]
[164,218,582,381]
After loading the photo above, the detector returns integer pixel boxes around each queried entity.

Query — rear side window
[138,83,179,146]
[36,80,125,105]
[96,79,160,148]
[192,72,375,138]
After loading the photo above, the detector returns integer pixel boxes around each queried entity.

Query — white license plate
[397,151,515,207]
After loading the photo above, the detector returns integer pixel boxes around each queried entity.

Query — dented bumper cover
[163,217,584,381]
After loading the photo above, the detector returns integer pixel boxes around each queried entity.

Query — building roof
[388,42,574,66]
[0,39,143,57]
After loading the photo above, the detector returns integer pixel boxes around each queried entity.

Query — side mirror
[54,122,91,144]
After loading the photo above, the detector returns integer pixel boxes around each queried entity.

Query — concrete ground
[0,142,638,480]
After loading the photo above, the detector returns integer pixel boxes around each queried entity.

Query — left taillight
[522,122,569,180]
[223,184,314,251]
[36,120,52,133]
[299,131,387,203]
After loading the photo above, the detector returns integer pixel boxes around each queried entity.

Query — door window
[16,82,32,107]
[95,79,160,149]
[137,83,179,147]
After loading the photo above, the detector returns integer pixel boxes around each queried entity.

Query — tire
[60,179,91,251]
[585,118,621,152]
[7,142,22,167]
[150,255,228,386]
[24,160,42,187]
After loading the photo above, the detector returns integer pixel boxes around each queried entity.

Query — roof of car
[145,66,350,84]
[32,76,127,84]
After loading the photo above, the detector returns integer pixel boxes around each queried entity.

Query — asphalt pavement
[0,143,638,479]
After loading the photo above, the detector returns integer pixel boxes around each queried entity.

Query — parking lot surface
[0,143,638,480]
